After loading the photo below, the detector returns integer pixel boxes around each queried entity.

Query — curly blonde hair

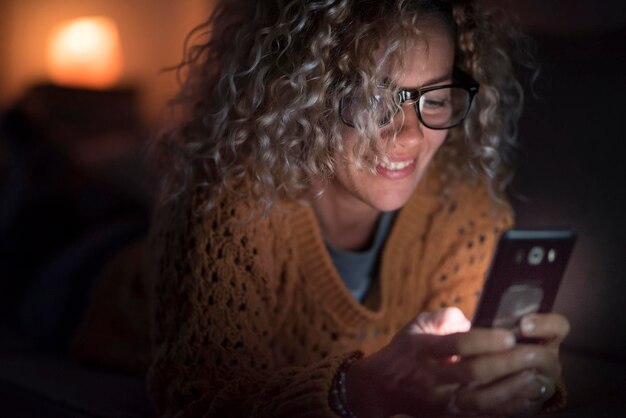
[156,0,533,210]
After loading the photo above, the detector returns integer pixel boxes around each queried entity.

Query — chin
[370,190,415,212]
[371,174,423,212]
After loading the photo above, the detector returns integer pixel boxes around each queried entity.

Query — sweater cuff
[252,350,365,417]
[328,351,365,418]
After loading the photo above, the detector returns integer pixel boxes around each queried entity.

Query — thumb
[414,307,471,336]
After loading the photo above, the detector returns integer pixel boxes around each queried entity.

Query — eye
[422,98,448,109]
[420,89,452,112]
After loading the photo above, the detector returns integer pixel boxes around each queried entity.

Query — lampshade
[47,16,123,89]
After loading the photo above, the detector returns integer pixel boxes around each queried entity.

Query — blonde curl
[154,0,535,212]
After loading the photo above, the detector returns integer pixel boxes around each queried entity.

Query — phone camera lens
[528,246,544,265]
[548,249,556,263]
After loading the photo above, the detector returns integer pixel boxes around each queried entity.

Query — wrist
[344,354,388,418]
[330,352,362,417]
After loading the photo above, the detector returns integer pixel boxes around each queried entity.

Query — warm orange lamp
[46,17,123,89]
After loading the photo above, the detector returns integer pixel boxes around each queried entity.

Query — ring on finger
[529,375,553,403]
[530,383,547,402]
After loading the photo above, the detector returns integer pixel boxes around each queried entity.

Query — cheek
[336,127,370,176]
[425,131,448,154]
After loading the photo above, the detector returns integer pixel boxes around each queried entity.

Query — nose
[392,103,424,149]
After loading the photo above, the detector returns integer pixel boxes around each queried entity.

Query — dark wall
[511,25,626,358]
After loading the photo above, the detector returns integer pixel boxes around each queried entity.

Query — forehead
[383,18,455,88]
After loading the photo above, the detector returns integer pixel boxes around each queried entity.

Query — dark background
[498,1,626,412]
[495,0,626,357]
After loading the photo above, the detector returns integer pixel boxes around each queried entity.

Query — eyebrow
[402,72,453,90]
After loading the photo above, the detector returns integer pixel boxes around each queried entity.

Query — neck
[310,182,381,252]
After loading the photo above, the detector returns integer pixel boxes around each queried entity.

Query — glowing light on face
[324,18,455,214]
[47,17,123,89]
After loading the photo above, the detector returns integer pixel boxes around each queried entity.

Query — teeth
[379,160,414,170]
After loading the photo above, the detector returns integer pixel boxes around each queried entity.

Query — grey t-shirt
[326,211,398,301]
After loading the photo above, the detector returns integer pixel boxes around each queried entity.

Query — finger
[516,344,562,380]
[436,307,471,335]
[439,343,559,385]
[414,307,471,336]
[426,328,515,358]
[520,313,570,345]
[455,371,555,416]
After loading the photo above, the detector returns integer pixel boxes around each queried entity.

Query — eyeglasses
[339,68,479,130]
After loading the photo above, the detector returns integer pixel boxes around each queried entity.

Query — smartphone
[472,229,576,342]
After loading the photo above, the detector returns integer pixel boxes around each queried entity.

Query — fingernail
[521,317,535,333]
[504,333,516,347]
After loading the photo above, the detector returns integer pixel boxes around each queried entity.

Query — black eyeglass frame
[339,68,480,130]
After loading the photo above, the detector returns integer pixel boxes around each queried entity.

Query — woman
[147,0,569,416]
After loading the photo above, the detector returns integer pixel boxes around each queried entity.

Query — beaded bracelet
[329,351,364,418]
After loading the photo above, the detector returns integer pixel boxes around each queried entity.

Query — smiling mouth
[377,159,415,171]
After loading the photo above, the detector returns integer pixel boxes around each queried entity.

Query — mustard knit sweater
[146,171,558,417]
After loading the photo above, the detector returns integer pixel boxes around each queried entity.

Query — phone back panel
[472,229,576,329]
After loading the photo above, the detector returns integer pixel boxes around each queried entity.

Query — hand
[452,313,570,415]
[344,309,569,417]
[345,308,514,417]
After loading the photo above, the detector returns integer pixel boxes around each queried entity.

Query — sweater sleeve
[146,193,347,418]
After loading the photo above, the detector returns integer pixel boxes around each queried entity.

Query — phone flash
[548,249,556,263]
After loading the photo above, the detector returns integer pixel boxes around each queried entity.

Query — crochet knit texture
[146,170,564,417]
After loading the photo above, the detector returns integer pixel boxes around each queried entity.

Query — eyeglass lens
[417,87,471,129]
[341,86,472,129]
